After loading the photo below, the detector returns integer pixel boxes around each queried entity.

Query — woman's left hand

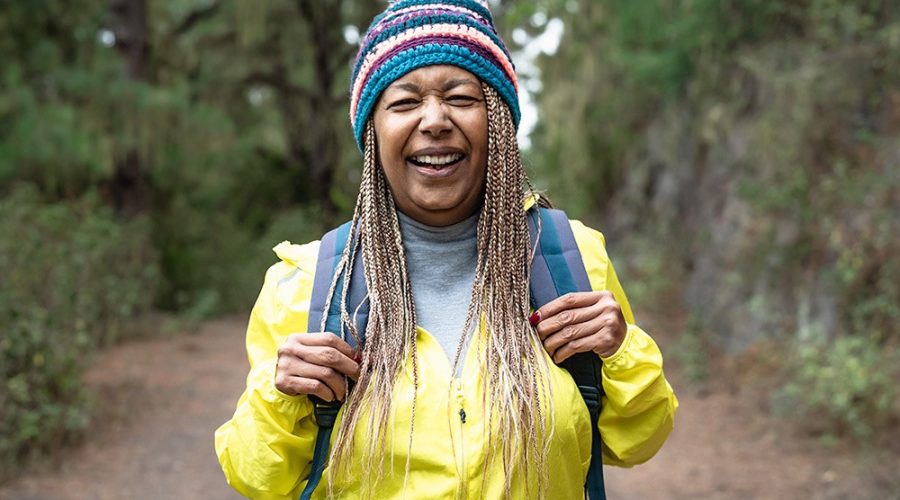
[531,291,627,363]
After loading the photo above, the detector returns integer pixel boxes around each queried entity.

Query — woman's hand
[531,291,627,363]
[274,333,361,402]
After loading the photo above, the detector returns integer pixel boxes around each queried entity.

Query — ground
[0,316,897,500]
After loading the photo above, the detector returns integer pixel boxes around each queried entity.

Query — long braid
[449,84,553,498]
[483,83,552,498]
[326,122,419,498]
[324,85,551,498]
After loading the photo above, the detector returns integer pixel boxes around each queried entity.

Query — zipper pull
[454,379,466,423]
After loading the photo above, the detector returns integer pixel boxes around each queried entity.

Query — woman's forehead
[386,65,480,92]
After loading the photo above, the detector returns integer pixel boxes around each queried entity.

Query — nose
[417,97,452,137]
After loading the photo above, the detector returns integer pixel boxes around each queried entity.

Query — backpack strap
[300,222,368,500]
[528,207,607,500]
[307,222,369,341]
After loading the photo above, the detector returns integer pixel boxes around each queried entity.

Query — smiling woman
[215,1,677,499]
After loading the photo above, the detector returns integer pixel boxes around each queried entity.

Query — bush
[670,315,711,386]
[772,335,898,439]
[0,186,158,479]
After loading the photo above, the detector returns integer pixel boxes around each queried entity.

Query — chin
[412,191,464,212]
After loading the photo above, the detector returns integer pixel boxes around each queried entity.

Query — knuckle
[301,379,322,394]
[321,348,340,365]
[563,325,580,340]
[317,365,336,380]
[557,311,574,326]
[562,293,579,307]
[277,340,295,357]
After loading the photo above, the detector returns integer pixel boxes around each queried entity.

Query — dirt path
[0,318,247,500]
[1,316,897,499]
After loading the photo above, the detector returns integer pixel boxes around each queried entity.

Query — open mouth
[407,153,465,170]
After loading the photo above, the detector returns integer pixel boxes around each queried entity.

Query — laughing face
[372,65,489,227]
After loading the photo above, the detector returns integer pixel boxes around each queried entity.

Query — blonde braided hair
[323,83,552,498]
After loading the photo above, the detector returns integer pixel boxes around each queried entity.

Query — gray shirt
[397,211,478,367]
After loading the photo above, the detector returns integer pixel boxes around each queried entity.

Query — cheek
[468,111,489,156]
[373,113,410,162]
[469,117,489,168]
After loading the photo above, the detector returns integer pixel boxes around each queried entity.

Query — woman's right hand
[274,333,361,402]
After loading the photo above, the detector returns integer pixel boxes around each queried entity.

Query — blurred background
[1,0,898,498]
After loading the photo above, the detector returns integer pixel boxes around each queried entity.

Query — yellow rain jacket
[215,218,677,499]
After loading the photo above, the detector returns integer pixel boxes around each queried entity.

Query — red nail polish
[354,354,362,363]
[529,311,541,327]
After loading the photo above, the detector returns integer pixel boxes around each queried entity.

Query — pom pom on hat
[349,0,519,150]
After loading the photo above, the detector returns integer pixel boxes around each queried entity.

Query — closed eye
[388,98,420,110]
[447,95,480,106]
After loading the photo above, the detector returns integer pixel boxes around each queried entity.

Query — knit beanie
[349,0,520,150]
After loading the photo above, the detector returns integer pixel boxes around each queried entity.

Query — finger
[535,292,603,326]
[535,298,606,340]
[274,373,337,402]
[277,356,351,400]
[553,321,622,364]
[279,340,361,380]
[287,332,358,359]
[542,313,608,359]
[294,359,348,400]
[292,345,360,379]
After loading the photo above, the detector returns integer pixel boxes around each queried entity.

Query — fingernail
[529,311,541,327]
[354,353,362,363]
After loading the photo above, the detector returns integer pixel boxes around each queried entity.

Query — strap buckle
[309,396,342,428]
[578,385,602,422]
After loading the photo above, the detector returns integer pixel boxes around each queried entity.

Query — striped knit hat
[349,0,520,150]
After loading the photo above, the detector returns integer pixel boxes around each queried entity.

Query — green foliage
[0,187,158,478]
[521,0,900,439]
[0,0,383,317]
[613,230,679,310]
[526,0,786,215]
[0,3,379,472]
[670,316,710,386]
[772,335,898,439]
[735,34,900,344]
[527,0,900,217]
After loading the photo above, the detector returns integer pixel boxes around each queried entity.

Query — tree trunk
[108,0,152,216]
[295,0,344,218]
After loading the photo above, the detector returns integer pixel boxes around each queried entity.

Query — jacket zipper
[453,377,467,499]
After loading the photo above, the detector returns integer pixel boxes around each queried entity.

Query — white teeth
[411,153,463,166]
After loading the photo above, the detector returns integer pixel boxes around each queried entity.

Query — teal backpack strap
[528,207,607,500]
[301,222,369,500]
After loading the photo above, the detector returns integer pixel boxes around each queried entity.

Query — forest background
[1,0,899,491]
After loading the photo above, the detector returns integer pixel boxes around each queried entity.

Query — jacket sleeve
[214,241,321,499]
[570,220,678,467]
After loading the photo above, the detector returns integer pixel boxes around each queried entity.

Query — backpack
[300,206,606,500]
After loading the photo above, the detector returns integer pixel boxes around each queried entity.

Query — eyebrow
[387,78,478,94]
[442,78,478,91]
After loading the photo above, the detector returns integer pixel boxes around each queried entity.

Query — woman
[215,1,677,498]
